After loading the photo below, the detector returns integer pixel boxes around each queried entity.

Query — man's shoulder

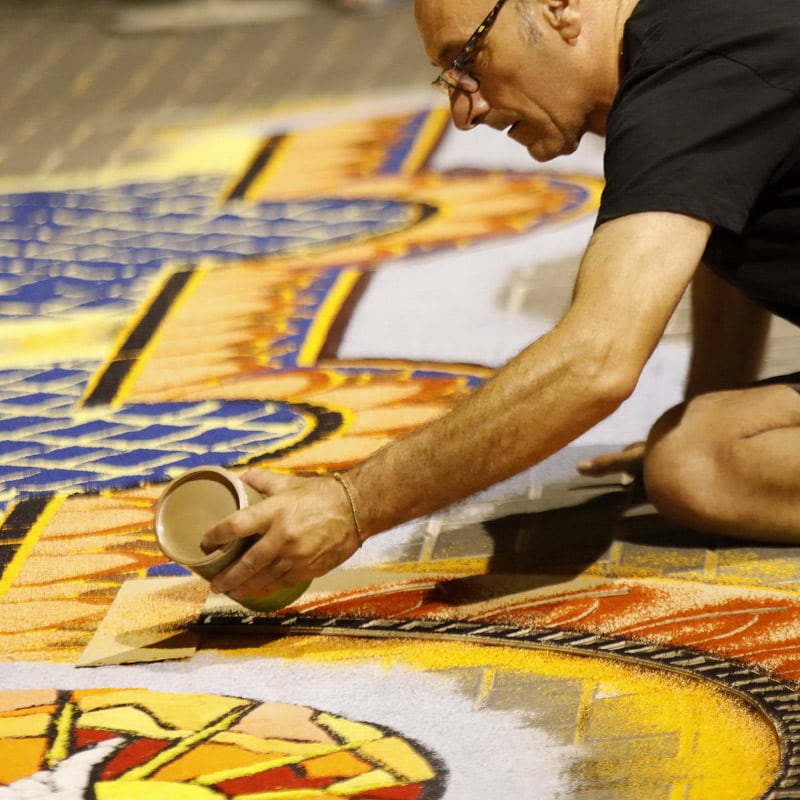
[623,0,799,91]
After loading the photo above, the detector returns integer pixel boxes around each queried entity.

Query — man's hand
[200,469,360,602]
[576,441,646,480]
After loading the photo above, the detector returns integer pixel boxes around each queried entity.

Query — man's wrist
[332,472,366,545]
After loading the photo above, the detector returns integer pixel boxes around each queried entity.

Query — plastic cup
[154,466,310,612]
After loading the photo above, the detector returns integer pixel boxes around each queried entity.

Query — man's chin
[525,144,558,163]
[506,122,579,162]
[526,135,579,163]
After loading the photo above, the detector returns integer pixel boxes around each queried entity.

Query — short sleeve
[598,50,799,234]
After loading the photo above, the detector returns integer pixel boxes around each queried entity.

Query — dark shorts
[755,371,800,393]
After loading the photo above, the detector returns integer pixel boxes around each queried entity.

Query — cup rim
[154,466,247,567]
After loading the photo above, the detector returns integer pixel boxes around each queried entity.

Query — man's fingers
[577,453,627,476]
[576,443,646,477]
[210,537,281,594]
[242,469,298,496]
[227,558,296,602]
[200,504,263,553]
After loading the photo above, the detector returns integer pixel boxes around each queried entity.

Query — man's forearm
[348,323,631,536]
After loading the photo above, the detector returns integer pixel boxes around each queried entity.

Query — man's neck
[584,0,641,135]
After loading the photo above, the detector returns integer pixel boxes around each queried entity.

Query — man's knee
[642,396,720,526]
[641,384,800,536]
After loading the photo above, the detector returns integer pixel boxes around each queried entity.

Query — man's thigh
[651,375,800,447]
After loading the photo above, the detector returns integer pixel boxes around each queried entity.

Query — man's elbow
[575,345,642,416]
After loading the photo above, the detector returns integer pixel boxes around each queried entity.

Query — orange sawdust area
[1,107,798,798]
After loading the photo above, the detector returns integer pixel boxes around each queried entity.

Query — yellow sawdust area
[94,782,222,800]
[75,691,247,734]
[205,636,779,800]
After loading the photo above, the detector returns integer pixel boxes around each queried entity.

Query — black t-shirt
[597,0,800,324]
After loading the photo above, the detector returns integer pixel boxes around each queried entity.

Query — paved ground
[2,0,428,177]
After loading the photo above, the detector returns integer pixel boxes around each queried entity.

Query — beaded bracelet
[333,472,365,544]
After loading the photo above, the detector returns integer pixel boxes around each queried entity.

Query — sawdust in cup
[154,466,310,612]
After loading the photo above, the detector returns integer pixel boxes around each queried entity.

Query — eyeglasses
[432,0,511,95]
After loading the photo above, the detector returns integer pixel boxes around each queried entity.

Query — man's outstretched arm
[202,212,711,601]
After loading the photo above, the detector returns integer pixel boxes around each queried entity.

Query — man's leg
[643,382,800,542]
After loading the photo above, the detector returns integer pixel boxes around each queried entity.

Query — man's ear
[543,0,582,42]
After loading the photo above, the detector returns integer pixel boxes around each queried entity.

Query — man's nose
[449,88,490,130]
